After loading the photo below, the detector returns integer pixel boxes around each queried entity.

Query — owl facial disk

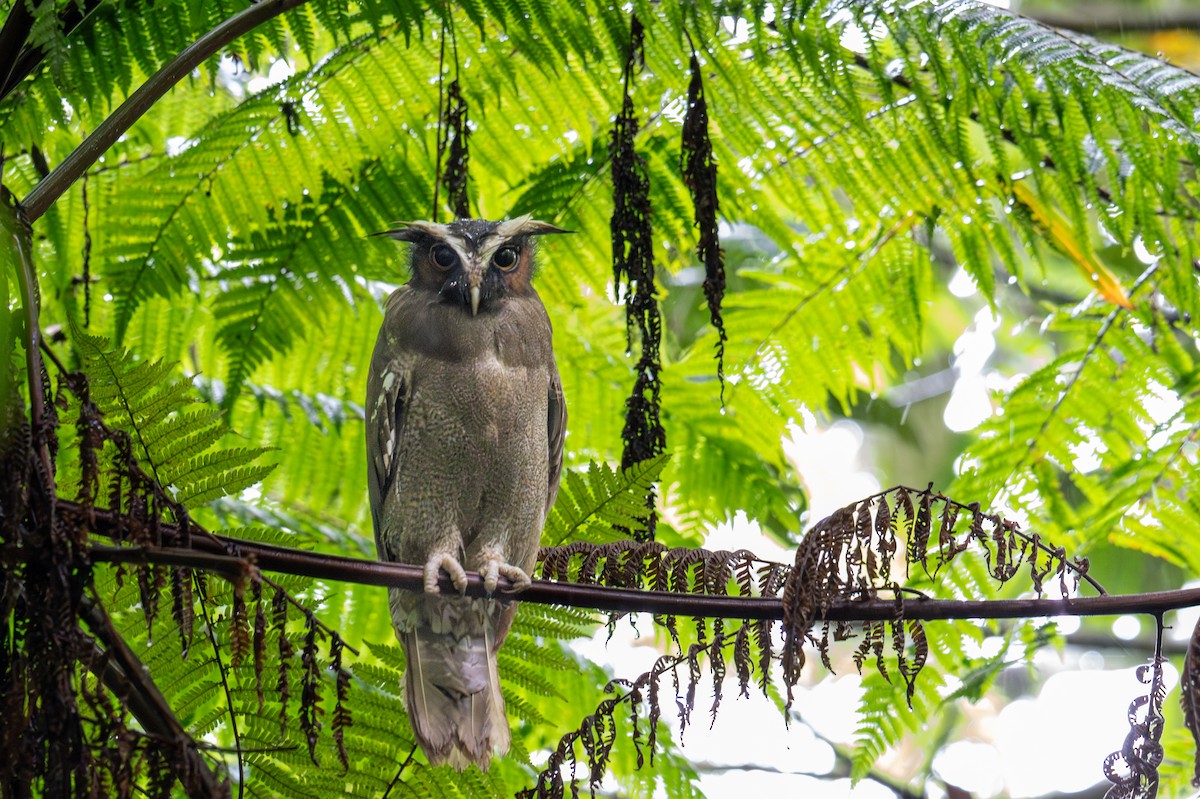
[382,217,570,315]
[459,238,520,316]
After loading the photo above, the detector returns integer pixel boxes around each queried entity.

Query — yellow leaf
[1011,182,1133,309]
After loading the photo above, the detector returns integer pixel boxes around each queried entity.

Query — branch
[80,596,228,798]
[0,0,106,102]
[87,539,1200,624]
[1024,7,1200,34]
[19,0,314,222]
[66,498,1191,623]
[0,0,34,96]
[3,200,53,481]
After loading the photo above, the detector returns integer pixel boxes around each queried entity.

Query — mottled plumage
[366,217,567,770]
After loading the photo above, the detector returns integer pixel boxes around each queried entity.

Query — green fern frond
[852,668,945,781]
[544,453,670,546]
[74,326,274,508]
[511,602,599,641]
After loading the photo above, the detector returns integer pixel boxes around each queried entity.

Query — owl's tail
[399,595,510,771]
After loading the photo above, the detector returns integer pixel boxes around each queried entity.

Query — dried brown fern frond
[679,45,727,401]
[521,628,756,799]
[1104,621,1167,799]
[1181,615,1200,787]
[40,359,361,792]
[780,485,1101,707]
[538,540,788,651]
[611,13,665,542]
[2,363,229,796]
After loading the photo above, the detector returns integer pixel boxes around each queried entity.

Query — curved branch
[19,0,314,222]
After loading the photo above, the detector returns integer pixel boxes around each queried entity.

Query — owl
[366,216,567,770]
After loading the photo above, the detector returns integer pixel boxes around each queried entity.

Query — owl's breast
[377,288,556,544]
[415,349,548,465]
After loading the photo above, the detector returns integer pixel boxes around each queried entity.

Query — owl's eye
[431,245,458,270]
[492,246,519,271]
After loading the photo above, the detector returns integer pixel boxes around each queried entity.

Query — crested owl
[366,216,567,769]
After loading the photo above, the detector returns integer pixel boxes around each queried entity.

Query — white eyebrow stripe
[444,238,475,266]
[474,235,513,263]
[439,235,508,268]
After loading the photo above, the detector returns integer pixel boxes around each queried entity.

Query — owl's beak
[466,262,484,316]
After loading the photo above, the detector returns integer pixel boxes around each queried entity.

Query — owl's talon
[424,553,468,594]
[479,555,531,594]
[499,564,532,592]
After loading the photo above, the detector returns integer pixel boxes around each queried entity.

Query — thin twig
[193,573,246,798]
[381,743,419,798]
[7,205,53,480]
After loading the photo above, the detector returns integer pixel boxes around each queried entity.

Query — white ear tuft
[376,221,454,242]
[495,216,571,239]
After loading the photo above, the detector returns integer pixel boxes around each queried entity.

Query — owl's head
[383,216,568,315]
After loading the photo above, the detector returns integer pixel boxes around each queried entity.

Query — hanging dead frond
[431,13,470,221]
[439,79,471,219]
[230,572,251,668]
[274,587,293,736]
[896,617,928,704]
[610,13,664,542]
[1,376,90,796]
[40,359,358,792]
[908,490,933,575]
[170,566,194,657]
[1,349,230,797]
[252,575,267,713]
[1104,620,1167,799]
[520,632,743,799]
[1181,615,1200,786]
[539,540,787,652]
[679,48,727,400]
[299,618,324,765]
[329,635,352,772]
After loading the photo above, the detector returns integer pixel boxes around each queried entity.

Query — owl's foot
[423,553,469,594]
[478,554,531,594]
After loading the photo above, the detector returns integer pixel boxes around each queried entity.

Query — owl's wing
[366,299,415,556]
[545,363,566,515]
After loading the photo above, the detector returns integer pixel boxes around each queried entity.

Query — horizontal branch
[66,501,1198,622]
[89,539,1200,624]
